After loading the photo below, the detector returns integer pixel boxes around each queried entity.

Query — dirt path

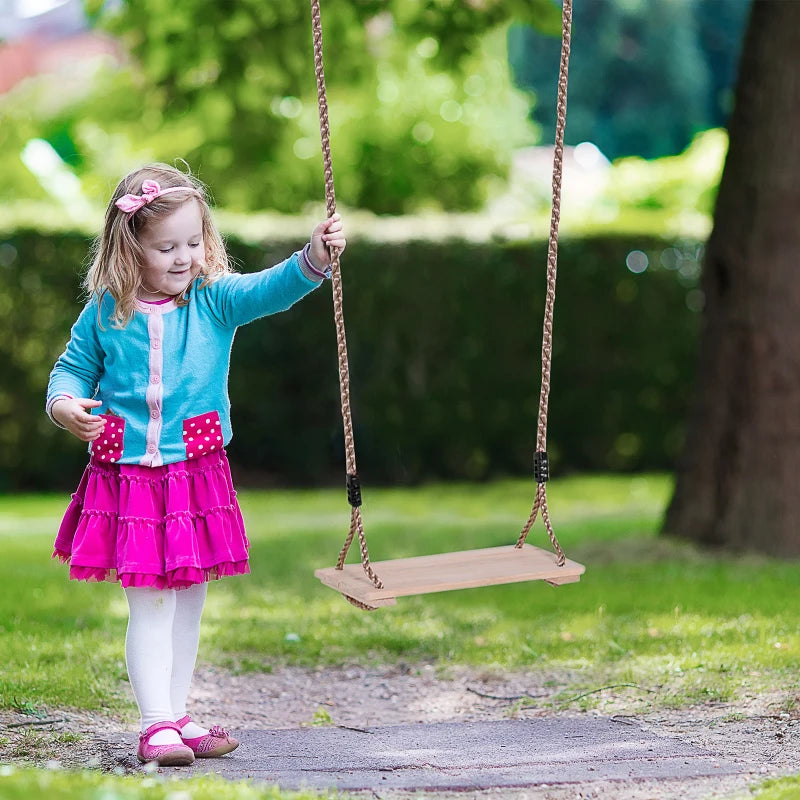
[2,664,796,798]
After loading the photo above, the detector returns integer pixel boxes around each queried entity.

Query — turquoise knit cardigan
[46,252,322,466]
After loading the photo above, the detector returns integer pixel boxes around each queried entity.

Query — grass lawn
[1,474,799,798]
[0,765,330,799]
[2,474,798,714]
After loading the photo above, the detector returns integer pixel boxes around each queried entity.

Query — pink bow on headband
[115,180,200,214]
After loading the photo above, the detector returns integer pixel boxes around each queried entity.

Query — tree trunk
[664,0,800,556]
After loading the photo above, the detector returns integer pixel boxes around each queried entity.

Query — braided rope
[516,0,572,564]
[311,0,382,590]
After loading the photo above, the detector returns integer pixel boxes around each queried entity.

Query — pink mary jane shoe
[137,721,195,766]
[176,714,239,758]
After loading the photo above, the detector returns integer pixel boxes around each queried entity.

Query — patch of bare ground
[2,664,797,799]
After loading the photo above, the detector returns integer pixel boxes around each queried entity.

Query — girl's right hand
[51,398,105,441]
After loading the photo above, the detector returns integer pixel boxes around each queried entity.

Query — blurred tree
[0,101,51,203]
[694,0,750,129]
[71,0,560,213]
[509,0,749,160]
[664,1,800,557]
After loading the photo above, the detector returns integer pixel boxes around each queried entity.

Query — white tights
[124,584,209,744]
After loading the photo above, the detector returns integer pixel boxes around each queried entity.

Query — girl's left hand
[309,213,346,269]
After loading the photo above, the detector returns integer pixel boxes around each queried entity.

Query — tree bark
[664,0,800,556]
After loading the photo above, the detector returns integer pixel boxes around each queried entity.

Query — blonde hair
[85,163,232,327]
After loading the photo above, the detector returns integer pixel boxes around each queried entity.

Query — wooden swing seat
[315,544,586,608]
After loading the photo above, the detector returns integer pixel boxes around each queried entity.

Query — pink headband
[115,179,202,214]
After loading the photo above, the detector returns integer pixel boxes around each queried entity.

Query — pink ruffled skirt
[53,449,249,590]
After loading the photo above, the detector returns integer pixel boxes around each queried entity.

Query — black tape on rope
[534,451,549,484]
[346,473,362,507]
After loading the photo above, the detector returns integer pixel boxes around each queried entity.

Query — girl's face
[137,200,205,299]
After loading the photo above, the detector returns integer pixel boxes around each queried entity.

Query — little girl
[47,163,344,767]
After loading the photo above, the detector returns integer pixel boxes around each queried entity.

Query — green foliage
[0,231,93,492]
[509,0,750,160]
[755,776,800,800]
[0,96,51,204]
[322,28,536,212]
[512,128,726,239]
[601,129,726,225]
[0,229,703,491]
[61,0,557,213]
[0,766,326,800]
[0,0,746,216]
[311,707,334,727]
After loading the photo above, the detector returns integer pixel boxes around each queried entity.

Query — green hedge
[0,230,702,491]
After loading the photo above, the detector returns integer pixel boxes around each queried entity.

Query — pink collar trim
[135,297,178,314]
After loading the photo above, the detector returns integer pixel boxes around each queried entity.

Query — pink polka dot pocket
[91,414,125,463]
[183,411,223,459]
